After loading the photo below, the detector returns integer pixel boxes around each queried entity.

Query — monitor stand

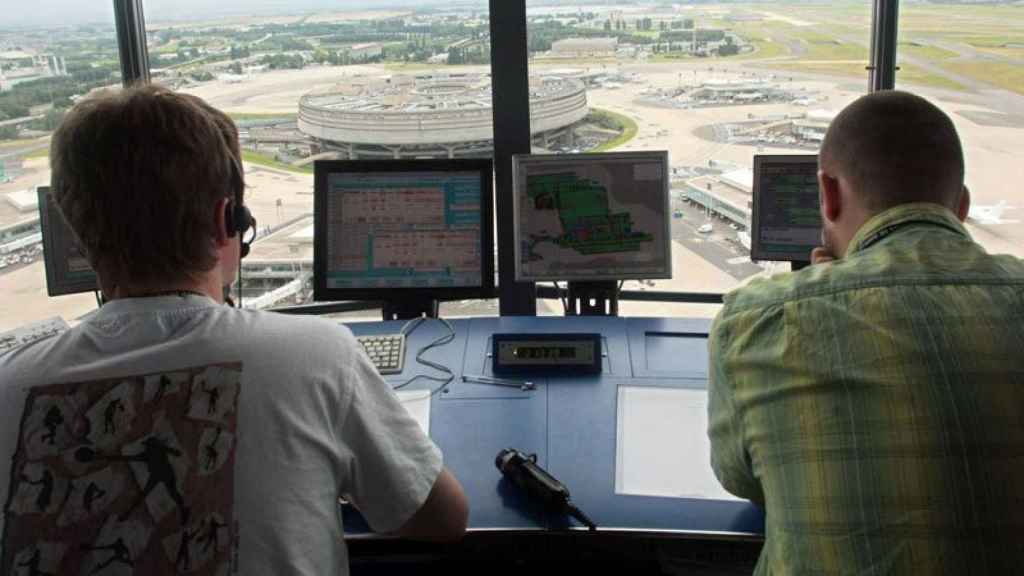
[382,298,440,321]
[566,281,619,317]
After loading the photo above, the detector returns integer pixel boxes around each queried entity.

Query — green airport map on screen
[517,155,670,281]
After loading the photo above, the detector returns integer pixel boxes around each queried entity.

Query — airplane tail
[970,200,1020,225]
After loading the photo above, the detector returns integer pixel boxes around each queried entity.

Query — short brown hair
[820,90,964,212]
[50,83,243,288]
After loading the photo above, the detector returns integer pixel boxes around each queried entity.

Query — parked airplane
[968,201,1018,225]
[738,230,751,251]
[219,73,250,84]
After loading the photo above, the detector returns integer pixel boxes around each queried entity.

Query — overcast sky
[0,0,485,28]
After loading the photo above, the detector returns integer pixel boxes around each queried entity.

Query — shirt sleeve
[707,312,764,505]
[336,348,443,534]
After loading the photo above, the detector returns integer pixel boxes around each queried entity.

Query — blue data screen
[324,172,483,289]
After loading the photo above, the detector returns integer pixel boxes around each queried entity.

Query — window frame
[112,0,899,316]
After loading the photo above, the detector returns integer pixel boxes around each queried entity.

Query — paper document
[615,386,741,501]
[397,390,432,436]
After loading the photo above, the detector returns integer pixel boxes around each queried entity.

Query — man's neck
[108,274,225,304]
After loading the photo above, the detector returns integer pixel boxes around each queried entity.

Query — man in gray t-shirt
[0,84,468,576]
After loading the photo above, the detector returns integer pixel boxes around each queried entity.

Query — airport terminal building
[297,73,590,159]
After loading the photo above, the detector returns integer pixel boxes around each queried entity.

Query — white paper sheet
[396,390,432,436]
[615,386,741,501]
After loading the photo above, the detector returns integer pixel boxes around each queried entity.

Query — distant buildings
[790,109,834,143]
[0,51,68,90]
[690,81,782,103]
[343,43,383,62]
[682,169,752,229]
[551,37,618,58]
[726,109,836,147]
[639,78,798,109]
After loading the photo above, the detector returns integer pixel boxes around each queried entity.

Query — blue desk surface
[344,316,764,538]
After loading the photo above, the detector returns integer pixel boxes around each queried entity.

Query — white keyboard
[0,317,70,355]
[356,333,406,375]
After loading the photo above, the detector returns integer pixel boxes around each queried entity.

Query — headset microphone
[495,448,596,531]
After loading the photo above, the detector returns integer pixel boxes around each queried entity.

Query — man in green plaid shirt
[709,90,1024,574]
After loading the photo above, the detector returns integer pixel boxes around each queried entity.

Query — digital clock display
[493,334,598,375]
[514,346,577,360]
[492,334,602,375]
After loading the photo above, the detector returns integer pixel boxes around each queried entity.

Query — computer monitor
[37,186,99,296]
[512,151,672,283]
[750,155,822,263]
[313,159,495,318]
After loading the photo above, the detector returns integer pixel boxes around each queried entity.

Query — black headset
[223,152,255,259]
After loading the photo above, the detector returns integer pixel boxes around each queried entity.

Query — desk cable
[391,316,456,396]
[553,282,570,315]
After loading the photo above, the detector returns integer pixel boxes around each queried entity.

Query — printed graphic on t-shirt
[1,363,241,575]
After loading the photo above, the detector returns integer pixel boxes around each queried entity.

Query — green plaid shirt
[709,203,1024,575]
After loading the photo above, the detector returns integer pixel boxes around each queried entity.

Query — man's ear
[213,197,232,247]
[956,185,971,222]
[818,169,842,223]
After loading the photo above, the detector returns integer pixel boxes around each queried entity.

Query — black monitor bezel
[37,186,100,296]
[750,154,821,263]
[313,158,496,304]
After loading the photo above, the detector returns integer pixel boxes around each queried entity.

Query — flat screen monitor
[313,159,495,302]
[512,151,672,282]
[37,186,99,296]
[750,155,822,263]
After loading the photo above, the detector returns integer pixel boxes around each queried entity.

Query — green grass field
[958,36,1024,60]
[734,37,789,61]
[895,65,969,92]
[587,108,638,152]
[901,5,1024,39]
[25,146,50,159]
[898,42,958,61]
[381,62,447,72]
[972,45,1024,60]
[0,137,45,150]
[648,53,698,63]
[718,3,1022,94]
[896,4,1024,86]
[242,150,313,174]
[794,31,867,61]
[531,56,618,66]
[148,40,181,55]
[943,61,1024,95]
[767,61,868,79]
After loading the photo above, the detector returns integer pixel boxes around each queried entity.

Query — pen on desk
[461,374,536,391]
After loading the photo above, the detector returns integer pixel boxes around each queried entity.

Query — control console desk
[342,316,764,540]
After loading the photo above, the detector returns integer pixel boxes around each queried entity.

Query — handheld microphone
[495,448,596,531]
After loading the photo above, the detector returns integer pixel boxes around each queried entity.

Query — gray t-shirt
[0,294,442,576]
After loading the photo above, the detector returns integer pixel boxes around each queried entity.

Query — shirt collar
[845,202,969,257]
[89,293,220,323]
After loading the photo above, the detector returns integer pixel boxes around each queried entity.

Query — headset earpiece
[224,155,254,258]
[225,200,254,258]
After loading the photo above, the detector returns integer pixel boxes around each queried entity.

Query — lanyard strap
[856,218,964,252]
